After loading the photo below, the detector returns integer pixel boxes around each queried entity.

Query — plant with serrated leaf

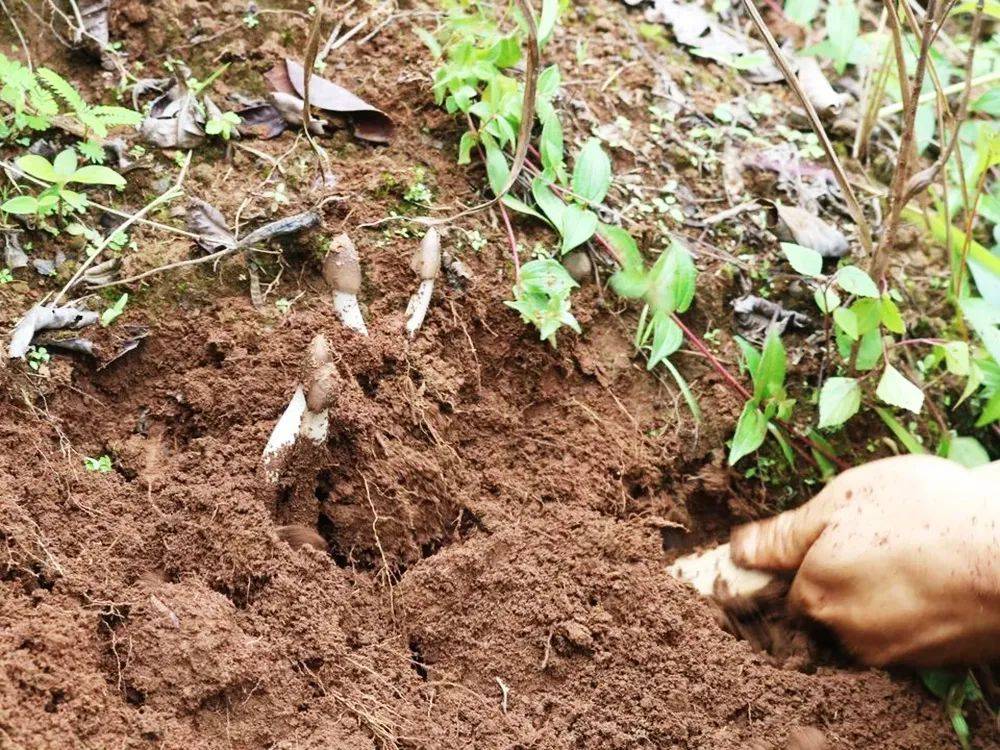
[1,148,125,221]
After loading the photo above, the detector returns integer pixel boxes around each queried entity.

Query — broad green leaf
[880,295,905,333]
[53,148,78,179]
[755,327,786,399]
[833,306,859,339]
[781,242,823,277]
[850,298,882,336]
[976,389,1000,427]
[818,377,861,428]
[959,297,1000,365]
[599,224,643,270]
[540,115,564,176]
[971,88,1000,116]
[644,241,696,314]
[814,286,841,313]
[734,335,761,380]
[836,265,879,297]
[531,176,566,228]
[826,0,859,73]
[518,258,577,298]
[945,436,990,468]
[70,165,126,187]
[559,204,598,253]
[482,137,509,196]
[767,423,796,467]
[876,365,924,413]
[647,313,682,369]
[501,194,547,224]
[16,153,58,183]
[1,195,38,214]
[729,401,768,465]
[537,0,560,45]
[940,341,970,376]
[785,0,820,24]
[457,131,477,165]
[572,138,612,204]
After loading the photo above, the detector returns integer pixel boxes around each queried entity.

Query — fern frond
[76,108,108,138]
[90,105,142,128]
[36,67,87,114]
[28,85,58,118]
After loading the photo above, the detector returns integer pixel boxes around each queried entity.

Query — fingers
[730,488,840,571]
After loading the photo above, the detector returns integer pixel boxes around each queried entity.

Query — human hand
[730,455,1000,667]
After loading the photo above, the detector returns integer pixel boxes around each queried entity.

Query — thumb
[730,489,838,571]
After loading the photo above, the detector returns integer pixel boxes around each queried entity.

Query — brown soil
[0,1,995,748]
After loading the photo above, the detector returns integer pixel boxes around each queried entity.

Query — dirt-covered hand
[730,455,1000,667]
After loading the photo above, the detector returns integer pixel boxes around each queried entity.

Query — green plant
[1,148,126,219]
[0,267,12,284]
[100,293,128,327]
[205,110,241,140]
[0,55,141,141]
[83,454,113,473]
[505,258,579,345]
[729,328,796,465]
[26,346,50,372]
[920,669,989,750]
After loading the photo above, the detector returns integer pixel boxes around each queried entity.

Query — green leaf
[976,389,1000,427]
[874,406,926,454]
[814,286,841,313]
[960,297,1000,365]
[1,195,38,214]
[876,365,924,413]
[647,313,682,369]
[851,298,883,336]
[833,306,859,339]
[940,341,970,376]
[458,131,477,165]
[540,114,564,176]
[501,194,547,224]
[729,401,768,465]
[644,240,696,314]
[604,226,648,298]
[755,327,786,399]
[537,0,560,45]
[559,204,598,253]
[531,176,566,228]
[16,153,58,183]
[518,258,578,298]
[572,138,612,204]
[971,87,1000,116]
[945,436,990,468]
[880,295,905,334]
[70,165,126,187]
[100,293,128,327]
[818,377,861,428]
[836,265,879,297]
[785,0,820,24]
[826,0,859,73]
[482,137,509,196]
[734,336,761,380]
[661,357,701,421]
[413,26,442,58]
[781,242,823,277]
[52,148,78,179]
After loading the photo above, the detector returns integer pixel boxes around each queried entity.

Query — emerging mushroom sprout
[324,233,367,335]
[261,334,337,482]
[405,228,441,338]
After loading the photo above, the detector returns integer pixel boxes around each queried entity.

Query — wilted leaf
[773,203,849,258]
[9,305,99,359]
[3,232,27,269]
[187,199,236,251]
[795,57,845,115]
[139,79,205,148]
[732,295,811,339]
[267,59,394,144]
[234,103,289,139]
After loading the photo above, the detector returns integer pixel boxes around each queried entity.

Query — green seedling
[729,328,795,465]
[205,111,241,140]
[83,455,113,473]
[100,293,128,327]
[1,148,126,218]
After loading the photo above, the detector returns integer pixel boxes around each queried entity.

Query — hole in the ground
[316,513,352,569]
[355,372,379,397]
[210,575,269,609]
[314,470,333,504]
[124,684,146,706]
[407,636,428,680]
[660,525,687,551]
[44,689,65,713]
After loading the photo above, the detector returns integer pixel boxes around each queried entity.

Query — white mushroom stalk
[405,228,441,338]
[324,233,367,336]
[262,334,337,482]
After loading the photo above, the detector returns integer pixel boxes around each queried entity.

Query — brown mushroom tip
[305,334,333,372]
[323,233,362,295]
[276,525,328,552]
[563,251,592,283]
[305,362,339,413]
[412,228,442,280]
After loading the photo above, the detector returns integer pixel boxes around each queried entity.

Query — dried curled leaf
[266,59,394,143]
[139,79,205,148]
[9,305,99,359]
[773,203,849,258]
[187,199,236,251]
[795,58,845,116]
